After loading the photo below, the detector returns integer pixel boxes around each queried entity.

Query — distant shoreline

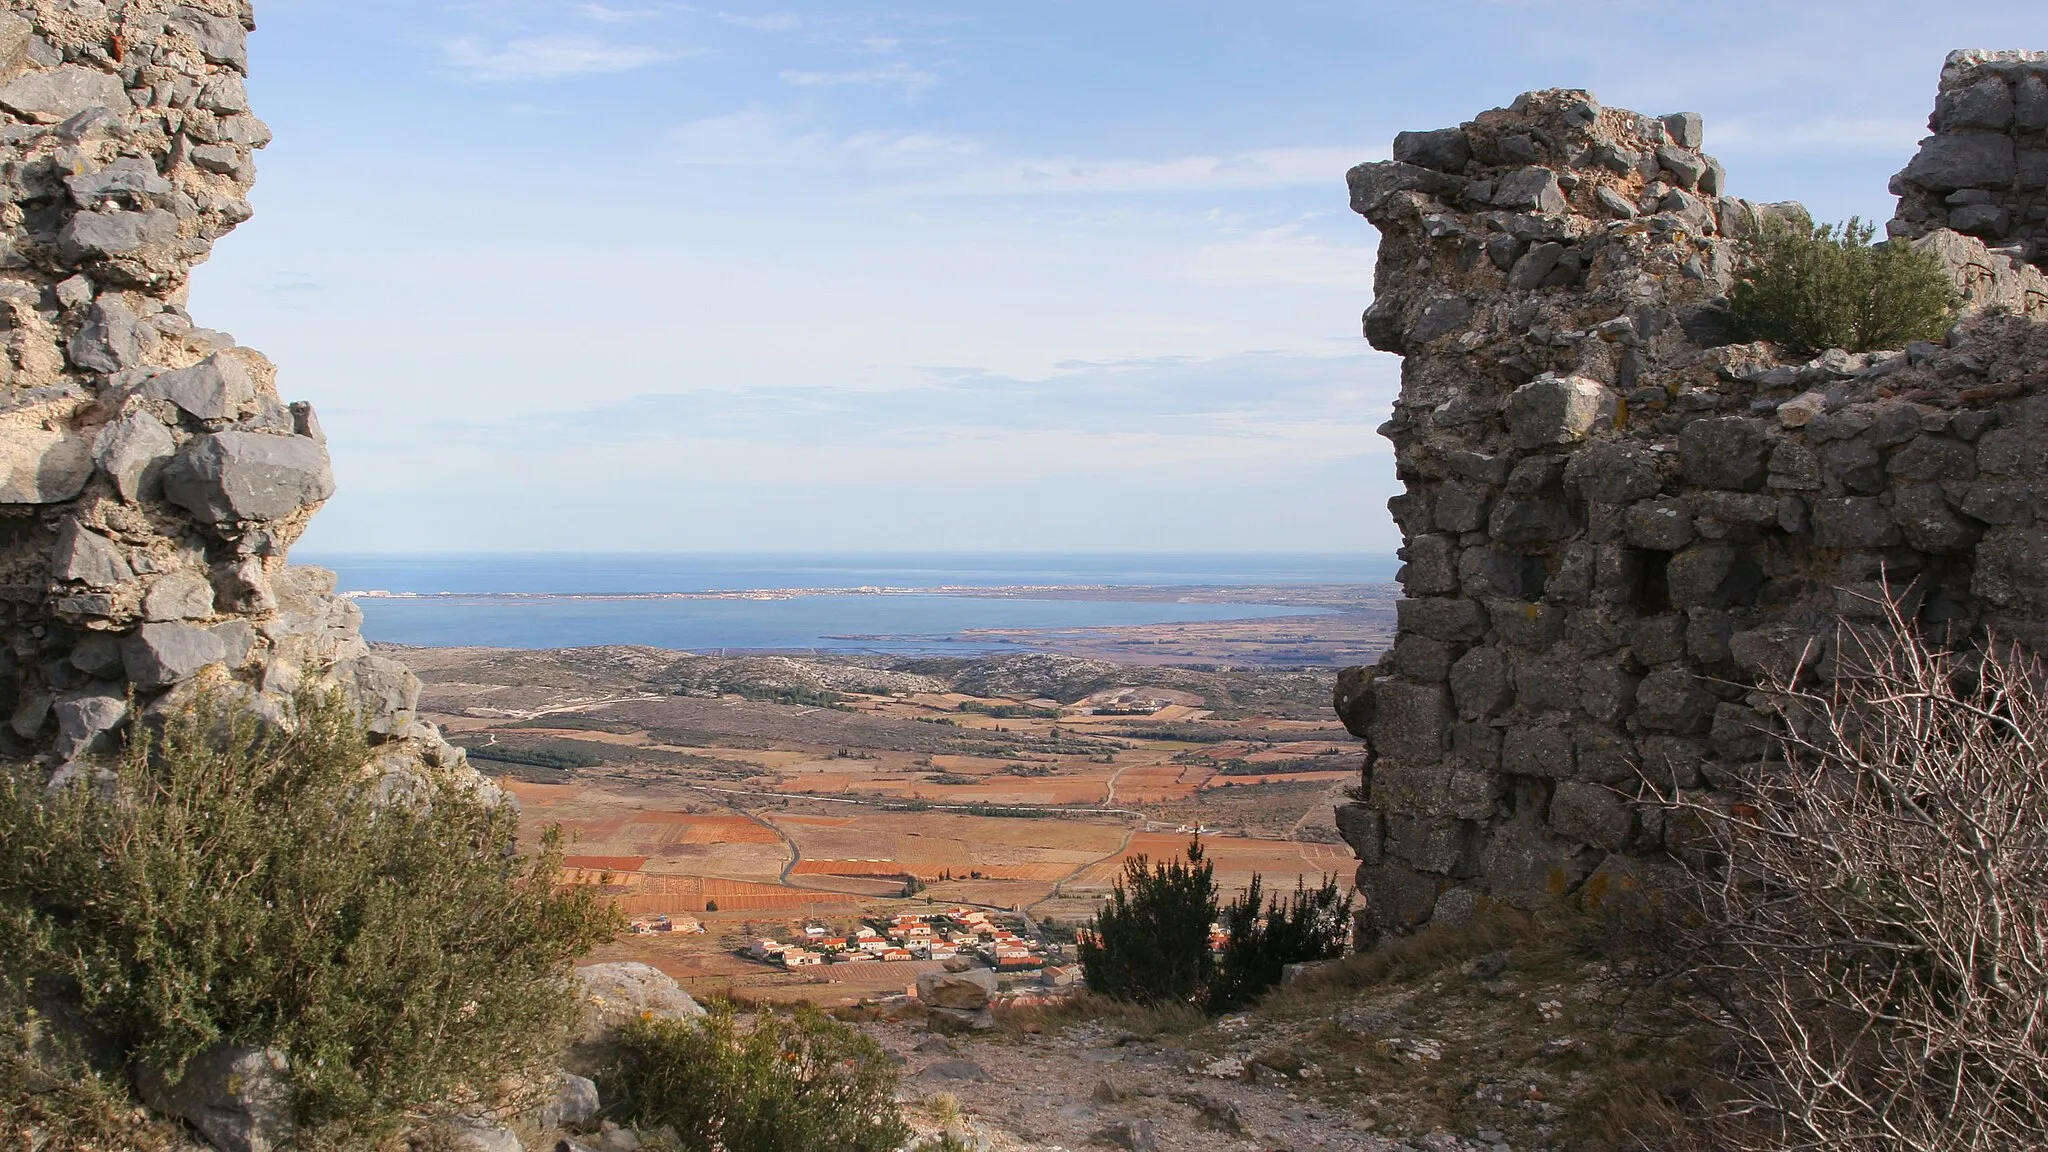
[342,582,1394,609]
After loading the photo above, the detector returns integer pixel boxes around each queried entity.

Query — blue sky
[193,1,2041,553]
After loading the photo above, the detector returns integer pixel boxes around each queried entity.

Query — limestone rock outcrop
[1337,56,2048,939]
[0,2,475,788]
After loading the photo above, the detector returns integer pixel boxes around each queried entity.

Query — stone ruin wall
[1331,51,2048,939]
[0,1,475,791]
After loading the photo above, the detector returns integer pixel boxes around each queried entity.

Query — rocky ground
[872,913,1708,1152]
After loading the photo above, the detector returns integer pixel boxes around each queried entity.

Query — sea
[301,552,1399,654]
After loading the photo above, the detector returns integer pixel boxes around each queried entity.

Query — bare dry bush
[1661,599,2048,1149]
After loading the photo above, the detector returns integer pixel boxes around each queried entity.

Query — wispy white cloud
[668,107,979,167]
[577,2,667,22]
[900,145,1384,197]
[717,11,810,31]
[444,33,674,81]
[780,62,939,94]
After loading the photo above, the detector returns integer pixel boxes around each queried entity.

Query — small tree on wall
[1729,216,1958,357]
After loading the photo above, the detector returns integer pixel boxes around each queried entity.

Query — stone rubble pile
[0,1,476,790]
[1335,55,2048,938]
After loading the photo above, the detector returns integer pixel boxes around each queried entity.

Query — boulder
[162,431,335,524]
[541,1073,601,1132]
[916,968,997,1010]
[136,1045,293,1152]
[572,962,706,1039]
[924,1006,996,1035]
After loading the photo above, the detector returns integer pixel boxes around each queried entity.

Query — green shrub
[1729,216,1958,357]
[1077,841,1218,1005]
[0,690,621,1142]
[606,1003,911,1152]
[1205,874,1353,1012]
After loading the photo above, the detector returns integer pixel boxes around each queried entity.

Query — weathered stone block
[1393,127,1471,174]
[1501,725,1574,779]
[1332,665,1376,740]
[1565,442,1663,503]
[1493,166,1567,213]
[1488,599,1567,648]
[1507,375,1614,448]
[1512,649,1579,713]
[1356,860,1446,933]
[1433,480,1492,532]
[1334,803,1384,864]
[1386,815,1478,876]
[1548,782,1633,852]
[94,412,177,503]
[1624,498,1695,550]
[1479,821,1593,906]
[123,623,228,690]
[1578,661,1641,724]
[52,523,132,588]
[1811,497,1903,548]
[1370,679,1451,761]
[1709,702,1772,761]
[1679,417,1770,491]
[1404,534,1459,595]
[0,64,127,123]
[141,352,259,422]
[1892,484,1977,552]
[0,430,94,505]
[1449,645,1512,719]
[1902,132,2016,191]
[1391,634,1457,682]
[144,570,216,622]
[1370,757,1452,816]
[1976,527,2048,613]
[1633,668,1711,733]
[1573,728,1636,784]
[163,431,335,525]
[1397,597,1487,643]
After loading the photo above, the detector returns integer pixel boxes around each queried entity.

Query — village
[736,908,1067,974]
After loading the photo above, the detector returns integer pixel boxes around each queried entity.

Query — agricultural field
[395,644,1377,1004]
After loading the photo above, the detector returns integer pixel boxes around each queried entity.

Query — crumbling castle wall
[0,1,473,788]
[1890,50,2048,268]
[1332,52,2048,939]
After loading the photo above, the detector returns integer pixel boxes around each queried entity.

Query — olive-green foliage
[1077,841,1218,1005]
[607,1004,911,1152]
[1729,216,1958,358]
[1205,873,1354,1012]
[0,691,622,1142]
